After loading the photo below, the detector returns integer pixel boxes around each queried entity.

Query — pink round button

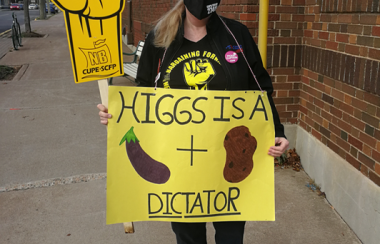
[225,51,238,63]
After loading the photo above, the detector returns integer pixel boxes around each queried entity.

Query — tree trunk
[23,0,31,33]
[39,0,46,19]
[47,0,50,15]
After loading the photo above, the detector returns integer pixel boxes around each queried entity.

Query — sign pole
[97,79,135,233]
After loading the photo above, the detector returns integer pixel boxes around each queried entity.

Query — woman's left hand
[268,137,289,157]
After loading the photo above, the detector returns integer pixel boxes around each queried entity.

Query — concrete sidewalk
[0,13,362,244]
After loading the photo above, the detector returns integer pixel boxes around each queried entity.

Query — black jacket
[136,13,285,138]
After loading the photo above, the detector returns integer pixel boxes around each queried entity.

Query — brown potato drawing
[223,126,257,183]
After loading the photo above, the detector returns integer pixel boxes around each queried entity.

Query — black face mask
[184,0,221,20]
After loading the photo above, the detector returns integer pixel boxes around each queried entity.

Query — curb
[0,173,107,192]
[0,29,11,37]
[12,64,29,81]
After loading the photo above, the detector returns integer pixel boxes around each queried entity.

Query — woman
[99,0,289,243]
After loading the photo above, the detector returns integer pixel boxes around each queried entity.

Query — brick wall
[299,0,380,186]
[131,0,172,45]
[125,0,380,186]
[218,0,304,124]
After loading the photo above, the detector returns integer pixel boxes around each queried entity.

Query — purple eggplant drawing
[119,127,171,184]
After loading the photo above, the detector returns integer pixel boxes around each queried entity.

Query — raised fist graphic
[52,0,87,12]
[54,0,124,17]
[183,59,215,90]
[52,0,125,83]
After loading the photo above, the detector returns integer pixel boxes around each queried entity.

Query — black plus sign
[177,135,208,166]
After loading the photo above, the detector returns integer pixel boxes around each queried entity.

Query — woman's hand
[97,104,112,125]
[268,137,289,157]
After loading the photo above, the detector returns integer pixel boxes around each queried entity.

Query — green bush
[0,65,14,80]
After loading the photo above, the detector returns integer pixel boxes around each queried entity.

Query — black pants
[171,221,246,244]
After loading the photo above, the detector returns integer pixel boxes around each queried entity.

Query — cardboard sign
[106,86,275,224]
[53,0,125,83]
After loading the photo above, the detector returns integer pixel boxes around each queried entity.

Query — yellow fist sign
[52,0,125,83]
[183,59,215,90]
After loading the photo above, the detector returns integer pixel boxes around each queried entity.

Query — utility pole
[47,0,50,15]
[23,0,31,33]
[39,0,46,19]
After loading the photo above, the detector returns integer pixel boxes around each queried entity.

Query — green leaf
[119,126,139,145]
[281,153,287,162]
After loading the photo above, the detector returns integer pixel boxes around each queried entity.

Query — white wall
[284,124,380,244]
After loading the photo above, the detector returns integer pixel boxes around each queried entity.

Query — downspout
[123,0,133,45]
[258,0,269,69]
[127,0,132,34]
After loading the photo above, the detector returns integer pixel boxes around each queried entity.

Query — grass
[276,152,287,166]
[0,65,14,80]
[22,31,44,38]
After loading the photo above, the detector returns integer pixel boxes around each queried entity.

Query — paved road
[0,9,41,34]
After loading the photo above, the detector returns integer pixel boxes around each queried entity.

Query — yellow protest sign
[52,0,125,83]
[107,86,275,224]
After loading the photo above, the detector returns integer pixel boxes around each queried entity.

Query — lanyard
[155,48,167,90]
[217,15,264,95]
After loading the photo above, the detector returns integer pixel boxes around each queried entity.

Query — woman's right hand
[97,104,112,125]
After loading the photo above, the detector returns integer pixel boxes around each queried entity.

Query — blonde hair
[154,0,185,48]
